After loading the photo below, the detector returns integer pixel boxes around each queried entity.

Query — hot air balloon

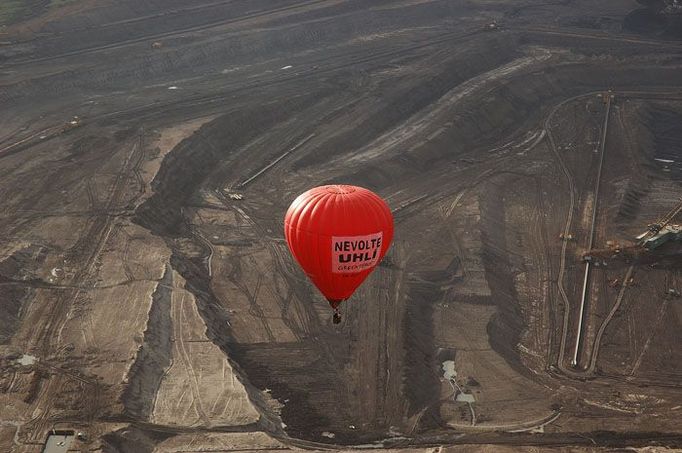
[284,185,394,324]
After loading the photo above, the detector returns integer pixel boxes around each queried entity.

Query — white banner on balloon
[331,232,383,274]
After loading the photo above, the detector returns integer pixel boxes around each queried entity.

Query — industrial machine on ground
[581,197,682,262]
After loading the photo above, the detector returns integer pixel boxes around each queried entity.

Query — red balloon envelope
[284,185,394,311]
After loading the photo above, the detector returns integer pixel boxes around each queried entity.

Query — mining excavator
[639,198,682,240]
[581,197,682,263]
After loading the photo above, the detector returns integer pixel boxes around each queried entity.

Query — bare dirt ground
[1,0,682,452]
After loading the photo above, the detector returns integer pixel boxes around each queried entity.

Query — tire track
[545,94,585,374]
[587,264,635,375]
[516,26,682,49]
[174,292,211,426]
[4,0,333,67]
[21,135,144,441]
[1,24,489,161]
[213,190,314,338]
